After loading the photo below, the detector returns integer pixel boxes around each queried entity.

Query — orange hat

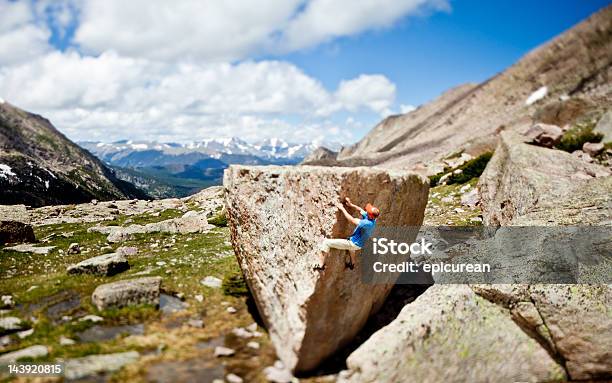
[365,203,380,219]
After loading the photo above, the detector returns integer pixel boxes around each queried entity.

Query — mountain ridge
[0,101,148,207]
[335,5,612,175]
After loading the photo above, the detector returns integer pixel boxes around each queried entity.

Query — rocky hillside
[0,101,148,207]
[335,5,611,175]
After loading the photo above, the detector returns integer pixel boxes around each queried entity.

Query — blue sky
[0,0,608,144]
[283,0,610,108]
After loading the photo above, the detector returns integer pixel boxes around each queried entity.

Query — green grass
[222,271,249,297]
[0,216,240,364]
[208,211,228,227]
[555,121,603,153]
[429,152,493,187]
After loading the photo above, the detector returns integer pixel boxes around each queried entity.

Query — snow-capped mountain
[79,137,340,167]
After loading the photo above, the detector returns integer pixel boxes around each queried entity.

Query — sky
[0,0,609,145]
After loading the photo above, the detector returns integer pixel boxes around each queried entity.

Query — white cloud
[282,0,450,51]
[0,52,390,143]
[74,0,300,61]
[71,0,448,61]
[0,1,51,65]
[400,104,416,114]
[0,0,448,144]
[334,74,396,116]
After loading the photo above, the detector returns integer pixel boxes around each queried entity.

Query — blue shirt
[349,211,376,248]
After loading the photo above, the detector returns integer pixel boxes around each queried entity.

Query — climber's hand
[344,197,351,205]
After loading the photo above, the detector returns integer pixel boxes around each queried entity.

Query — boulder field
[224,165,429,372]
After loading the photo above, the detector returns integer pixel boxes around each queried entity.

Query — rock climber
[314,197,380,271]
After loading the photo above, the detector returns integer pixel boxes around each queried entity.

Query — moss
[429,152,493,187]
[222,271,249,297]
[207,211,228,227]
[555,121,603,152]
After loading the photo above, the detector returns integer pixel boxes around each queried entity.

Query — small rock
[0,317,24,335]
[226,307,237,314]
[26,285,38,292]
[454,208,465,213]
[0,345,48,364]
[91,277,162,310]
[79,314,104,323]
[60,336,76,345]
[67,253,129,276]
[246,322,258,332]
[187,319,204,328]
[263,360,294,383]
[453,169,463,175]
[1,295,14,309]
[156,261,166,266]
[17,328,34,339]
[459,184,471,193]
[247,341,260,350]
[460,188,480,207]
[116,246,138,256]
[214,346,235,357]
[226,373,243,383]
[582,142,604,157]
[91,199,98,205]
[441,196,454,203]
[0,336,10,347]
[524,123,563,147]
[200,276,222,288]
[470,217,483,223]
[67,243,81,255]
[194,295,204,303]
[232,327,252,338]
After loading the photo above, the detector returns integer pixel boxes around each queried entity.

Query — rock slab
[0,345,48,364]
[91,277,162,310]
[224,165,429,372]
[67,253,129,276]
[474,284,612,380]
[63,351,140,380]
[342,285,566,383]
[478,131,610,225]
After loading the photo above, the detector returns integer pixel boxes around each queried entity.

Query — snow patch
[45,180,50,189]
[0,164,16,178]
[525,86,548,106]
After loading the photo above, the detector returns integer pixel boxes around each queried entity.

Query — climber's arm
[336,203,360,226]
[344,197,366,215]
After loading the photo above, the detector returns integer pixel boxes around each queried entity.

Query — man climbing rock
[315,197,380,271]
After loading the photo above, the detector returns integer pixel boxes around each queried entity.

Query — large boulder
[478,131,609,225]
[224,165,429,372]
[342,285,566,383]
[473,284,612,380]
[91,277,162,310]
[0,221,35,245]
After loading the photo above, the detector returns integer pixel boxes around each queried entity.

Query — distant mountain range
[80,138,341,198]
